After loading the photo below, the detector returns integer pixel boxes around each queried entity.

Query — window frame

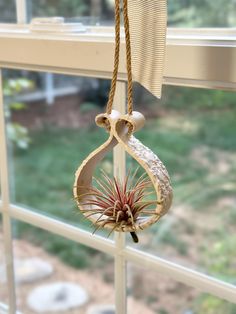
[0,25,235,90]
[0,12,236,314]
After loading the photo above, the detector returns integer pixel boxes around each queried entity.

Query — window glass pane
[0,215,9,308]
[128,263,236,314]
[128,84,236,284]
[4,69,113,237]
[0,0,16,23]
[27,0,115,26]
[13,221,114,314]
[168,0,236,27]
[27,1,236,27]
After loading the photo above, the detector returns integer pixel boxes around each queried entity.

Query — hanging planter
[73,0,172,243]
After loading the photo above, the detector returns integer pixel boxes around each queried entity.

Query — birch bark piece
[74,110,172,232]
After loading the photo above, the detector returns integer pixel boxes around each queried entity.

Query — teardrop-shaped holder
[73,110,173,233]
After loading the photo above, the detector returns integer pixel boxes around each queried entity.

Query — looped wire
[106,0,133,115]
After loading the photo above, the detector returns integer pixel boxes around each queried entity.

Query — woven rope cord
[123,0,133,115]
[106,0,120,114]
[106,0,133,115]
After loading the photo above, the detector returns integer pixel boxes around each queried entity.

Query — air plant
[76,169,158,243]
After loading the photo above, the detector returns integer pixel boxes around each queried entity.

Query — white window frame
[0,3,236,313]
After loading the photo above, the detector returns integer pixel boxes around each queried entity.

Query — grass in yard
[12,127,110,224]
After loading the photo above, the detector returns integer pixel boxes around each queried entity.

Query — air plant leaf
[76,169,158,243]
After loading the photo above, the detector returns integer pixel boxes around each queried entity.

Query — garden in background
[1,71,235,314]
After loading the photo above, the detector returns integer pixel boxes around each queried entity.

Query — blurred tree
[0,0,16,22]
[90,0,102,17]
[168,0,236,27]
[4,78,34,149]
[31,0,90,18]
[30,0,113,23]
[0,0,235,26]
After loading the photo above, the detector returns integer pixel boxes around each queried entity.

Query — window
[0,0,16,23]
[0,1,236,313]
[167,0,236,27]
[2,1,235,27]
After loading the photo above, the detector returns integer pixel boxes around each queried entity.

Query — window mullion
[113,81,127,314]
[0,70,17,313]
[16,0,27,24]
[9,204,115,255]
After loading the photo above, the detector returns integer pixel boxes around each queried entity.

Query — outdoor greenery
[31,0,236,27]
[8,83,236,313]
[25,0,114,24]
[168,0,236,27]
[193,294,236,314]
[4,78,34,149]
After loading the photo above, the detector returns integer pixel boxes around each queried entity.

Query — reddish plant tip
[77,169,157,243]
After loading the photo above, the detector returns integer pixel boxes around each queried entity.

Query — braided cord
[123,0,133,115]
[106,0,121,114]
[106,0,133,115]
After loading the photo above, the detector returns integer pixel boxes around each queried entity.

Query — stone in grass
[0,258,53,284]
[15,258,54,284]
[87,305,115,314]
[27,282,88,313]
